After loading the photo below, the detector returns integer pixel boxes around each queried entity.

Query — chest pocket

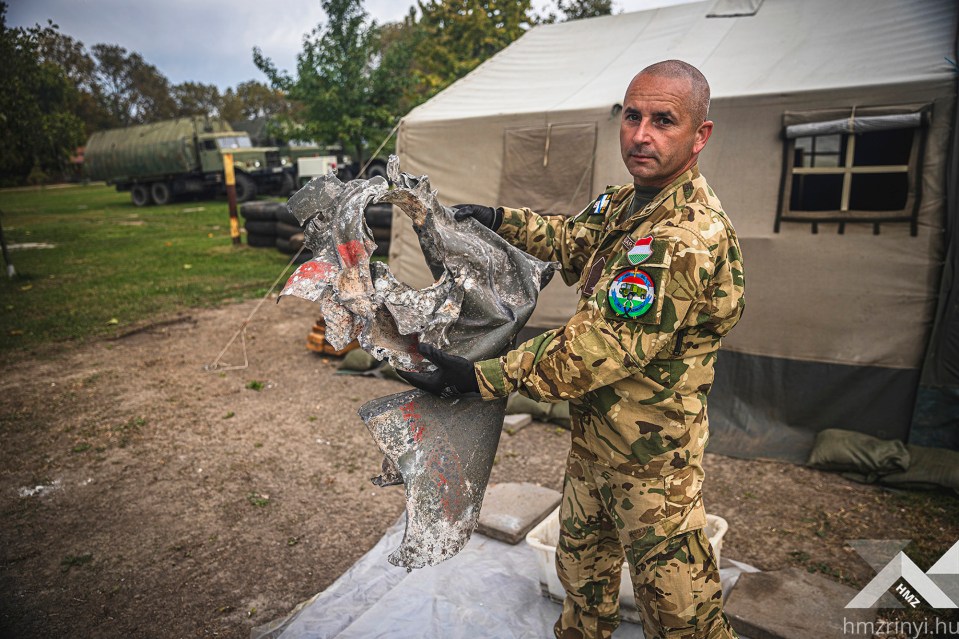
[599,238,672,327]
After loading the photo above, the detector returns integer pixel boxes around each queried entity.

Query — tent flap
[498,123,597,215]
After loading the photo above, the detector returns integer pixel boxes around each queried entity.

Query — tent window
[776,108,926,236]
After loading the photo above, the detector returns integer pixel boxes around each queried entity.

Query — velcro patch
[590,193,612,216]
[608,268,655,318]
[625,236,653,265]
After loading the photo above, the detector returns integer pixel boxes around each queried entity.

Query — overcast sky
[7,0,700,91]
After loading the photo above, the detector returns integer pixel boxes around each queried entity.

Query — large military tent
[388,0,959,459]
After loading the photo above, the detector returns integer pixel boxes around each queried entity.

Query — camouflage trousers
[554,455,737,639]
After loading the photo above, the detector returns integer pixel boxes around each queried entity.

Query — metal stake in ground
[223,153,240,246]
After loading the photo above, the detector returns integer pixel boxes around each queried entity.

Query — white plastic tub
[525,507,728,624]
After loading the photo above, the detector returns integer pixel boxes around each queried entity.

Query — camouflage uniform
[475,165,745,639]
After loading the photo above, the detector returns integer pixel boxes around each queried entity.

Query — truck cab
[197,133,291,200]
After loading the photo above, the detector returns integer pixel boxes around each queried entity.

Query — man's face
[619,73,713,188]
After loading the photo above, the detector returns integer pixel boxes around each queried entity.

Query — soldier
[402,60,745,639]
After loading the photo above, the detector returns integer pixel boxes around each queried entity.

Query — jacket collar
[611,164,700,232]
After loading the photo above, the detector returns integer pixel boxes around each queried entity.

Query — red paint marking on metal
[336,240,366,268]
[426,449,466,520]
[285,260,334,288]
[401,400,425,443]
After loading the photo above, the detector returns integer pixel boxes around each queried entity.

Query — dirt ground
[1,297,957,639]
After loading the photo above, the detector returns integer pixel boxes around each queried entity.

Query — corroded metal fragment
[279,156,555,568]
[360,391,506,568]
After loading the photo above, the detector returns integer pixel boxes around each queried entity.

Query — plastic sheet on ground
[251,515,758,639]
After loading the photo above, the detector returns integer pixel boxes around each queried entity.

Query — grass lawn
[0,183,298,355]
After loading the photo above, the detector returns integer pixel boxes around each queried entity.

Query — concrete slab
[504,413,532,435]
[725,568,877,639]
[476,482,561,545]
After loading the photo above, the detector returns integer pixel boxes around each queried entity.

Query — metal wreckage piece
[278,156,555,568]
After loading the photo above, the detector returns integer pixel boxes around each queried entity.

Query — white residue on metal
[279,157,471,371]
[391,500,478,568]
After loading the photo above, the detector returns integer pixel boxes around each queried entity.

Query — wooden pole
[223,153,240,246]
[0,213,14,278]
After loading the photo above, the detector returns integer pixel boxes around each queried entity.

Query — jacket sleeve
[496,204,606,287]
[475,226,719,402]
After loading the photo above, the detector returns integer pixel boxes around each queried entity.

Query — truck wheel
[150,182,173,206]
[235,174,256,202]
[364,162,387,180]
[131,184,150,207]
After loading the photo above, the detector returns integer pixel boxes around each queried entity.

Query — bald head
[634,60,710,124]
[619,60,714,187]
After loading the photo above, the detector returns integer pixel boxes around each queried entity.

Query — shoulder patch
[589,193,612,217]
[608,268,655,319]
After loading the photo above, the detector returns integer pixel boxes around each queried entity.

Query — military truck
[231,119,388,183]
[84,117,295,206]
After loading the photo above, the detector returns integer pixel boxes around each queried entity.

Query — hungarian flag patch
[626,236,653,265]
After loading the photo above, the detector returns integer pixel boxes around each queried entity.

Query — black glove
[397,343,480,397]
[452,204,503,231]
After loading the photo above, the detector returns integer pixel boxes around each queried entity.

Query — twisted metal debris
[279,156,555,568]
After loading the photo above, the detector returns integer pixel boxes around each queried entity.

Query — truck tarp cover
[279,156,555,568]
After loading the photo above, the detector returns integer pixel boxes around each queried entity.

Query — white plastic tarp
[253,515,757,639]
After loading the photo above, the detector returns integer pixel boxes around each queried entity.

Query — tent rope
[206,245,305,371]
[357,120,402,177]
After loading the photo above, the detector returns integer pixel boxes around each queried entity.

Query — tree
[35,27,115,134]
[91,44,176,125]
[218,87,244,123]
[0,3,86,184]
[172,81,221,118]
[412,0,533,94]
[536,0,612,24]
[558,0,612,20]
[234,81,291,120]
[254,0,414,167]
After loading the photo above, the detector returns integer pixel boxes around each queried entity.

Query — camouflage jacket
[475,165,745,479]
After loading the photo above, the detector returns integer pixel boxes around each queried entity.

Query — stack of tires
[239,201,312,264]
[239,201,393,262]
[365,203,392,257]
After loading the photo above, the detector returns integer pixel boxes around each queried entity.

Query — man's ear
[693,120,714,155]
